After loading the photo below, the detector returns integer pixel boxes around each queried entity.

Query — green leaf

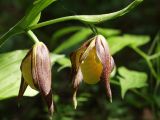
[108,34,150,55]
[52,26,83,41]
[51,26,120,49]
[0,50,38,100]
[0,0,56,47]
[124,34,150,47]
[74,0,141,24]
[118,67,147,98]
[97,27,121,37]
[50,54,65,64]
[0,0,142,46]
[50,26,82,46]
[28,13,41,27]
[19,0,56,28]
[31,0,143,29]
[108,36,131,55]
[0,50,68,100]
[56,57,71,71]
[53,28,92,53]
[50,53,71,70]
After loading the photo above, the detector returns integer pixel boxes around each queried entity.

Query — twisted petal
[32,42,54,114]
[70,51,83,109]
[70,39,94,109]
[95,35,113,102]
[72,68,83,109]
[18,76,28,100]
[18,42,54,115]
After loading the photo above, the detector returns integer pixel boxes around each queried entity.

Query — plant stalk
[131,46,158,80]
[26,30,40,43]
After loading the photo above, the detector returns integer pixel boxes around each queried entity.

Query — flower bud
[70,35,115,109]
[18,42,54,115]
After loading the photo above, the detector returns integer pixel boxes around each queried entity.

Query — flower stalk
[26,30,40,43]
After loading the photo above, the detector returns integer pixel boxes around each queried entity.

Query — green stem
[29,0,143,30]
[29,16,76,30]
[154,81,160,95]
[148,32,159,55]
[131,46,158,80]
[132,46,160,99]
[149,52,160,60]
[26,30,40,43]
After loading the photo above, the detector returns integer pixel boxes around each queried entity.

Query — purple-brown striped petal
[70,39,94,109]
[18,76,28,100]
[32,42,54,114]
[95,35,113,102]
[18,42,54,115]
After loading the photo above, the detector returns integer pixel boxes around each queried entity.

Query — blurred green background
[0,0,160,120]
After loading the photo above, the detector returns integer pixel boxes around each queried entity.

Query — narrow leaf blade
[53,28,92,53]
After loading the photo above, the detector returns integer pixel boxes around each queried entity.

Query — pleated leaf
[0,50,38,100]
[0,50,69,100]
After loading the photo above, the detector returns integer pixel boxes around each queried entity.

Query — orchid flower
[70,35,115,109]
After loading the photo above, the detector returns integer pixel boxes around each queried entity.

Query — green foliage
[124,34,150,47]
[52,26,122,54]
[118,67,147,98]
[19,0,55,27]
[30,0,143,30]
[0,50,38,100]
[51,26,83,42]
[0,0,160,119]
[0,0,56,46]
[152,32,160,79]
[97,27,121,38]
[53,28,92,53]
[50,53,71,71]
[0,50,70,100]
[108,34,150,55]
[108,36,131,55]
[0,0,142,47]
[52,26,150,56]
